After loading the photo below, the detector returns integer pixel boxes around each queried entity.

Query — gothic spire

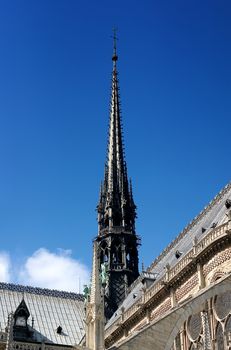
[96,34,140,320]
[97,32,136,233]
[107,50,126,195]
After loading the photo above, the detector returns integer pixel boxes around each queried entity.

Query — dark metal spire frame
[97,36,137,235]
[96,35,140,320]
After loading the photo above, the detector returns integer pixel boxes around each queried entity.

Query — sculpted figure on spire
[96,35,140,320]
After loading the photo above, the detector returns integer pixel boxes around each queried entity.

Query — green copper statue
[83,284,91,302]
[100,262,109,287]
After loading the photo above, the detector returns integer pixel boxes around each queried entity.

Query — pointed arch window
[189,338,203,349]
[100,242,109,264]
[214,291,231,320]
[216,322,224,350]
[187,313,202,343]
[111,239,123,268]
[225,316,231,347]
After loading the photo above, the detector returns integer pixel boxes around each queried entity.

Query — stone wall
[105,220,231,349]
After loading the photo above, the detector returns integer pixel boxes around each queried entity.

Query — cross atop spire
[112,28,118,62]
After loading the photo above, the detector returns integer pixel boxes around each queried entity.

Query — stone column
[5,313,14,350]
[197,262,205,289]
[193,237,198,255]
[121,243,126,267]
[146,308,151,324]
[179,327,185,350]
[165,263,170,282]
[170,288,177,308]
[109,207,113,230]
[201,309,212,350]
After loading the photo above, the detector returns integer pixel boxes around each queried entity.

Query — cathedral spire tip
[112,28,118,62]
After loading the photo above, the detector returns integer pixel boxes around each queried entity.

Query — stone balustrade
[11,342,72,350]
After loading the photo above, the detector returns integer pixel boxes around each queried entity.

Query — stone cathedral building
[0,42,231,350]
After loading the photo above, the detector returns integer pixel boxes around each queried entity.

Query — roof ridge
[0,282,84,301]
[147,181,231,272]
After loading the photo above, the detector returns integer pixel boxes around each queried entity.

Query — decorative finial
[112,27,118,62]
[129,178,133,194]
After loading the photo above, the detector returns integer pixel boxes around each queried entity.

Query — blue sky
[0,0,230,291]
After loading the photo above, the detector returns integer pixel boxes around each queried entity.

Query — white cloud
[0,252,11,282]
[19,248,90,292]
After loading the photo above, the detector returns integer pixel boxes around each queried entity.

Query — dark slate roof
[106,181,231,328]
[0,283,85,346]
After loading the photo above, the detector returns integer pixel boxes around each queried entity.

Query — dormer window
[13,298,31,341]
[14,299,30,328]
[15,316,26,327]
[225,199,231,209]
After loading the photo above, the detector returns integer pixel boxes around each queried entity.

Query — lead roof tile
[0,283,85,346]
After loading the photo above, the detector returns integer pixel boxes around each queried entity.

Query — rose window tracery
[187,313,202,342]
[214,291,231,320]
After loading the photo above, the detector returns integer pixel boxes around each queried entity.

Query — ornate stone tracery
[187,313,202,342]
[189,337,204,349]
[225,316,231,347]
[216,321,224,350]
[169,290,231,350]
[214,290,231,321]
